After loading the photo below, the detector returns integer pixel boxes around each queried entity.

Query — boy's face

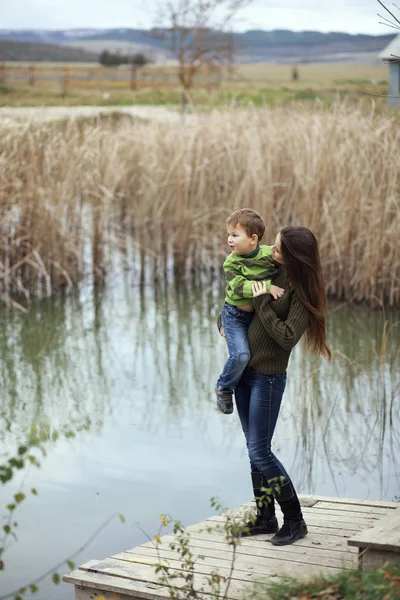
[227,223,258,255]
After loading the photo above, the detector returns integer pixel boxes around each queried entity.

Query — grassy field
[1,104,399,308]
[0,61,389,107]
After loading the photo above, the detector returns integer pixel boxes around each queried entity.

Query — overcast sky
[1,0,396,34]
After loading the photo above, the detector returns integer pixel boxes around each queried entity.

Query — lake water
[1,278,399,599]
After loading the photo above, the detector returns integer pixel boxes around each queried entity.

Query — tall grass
[1,103,399,307]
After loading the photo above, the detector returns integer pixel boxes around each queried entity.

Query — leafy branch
[0,417,117,600]
[1,420,91,567]
[0,512,126,600]
[149,496,258,599]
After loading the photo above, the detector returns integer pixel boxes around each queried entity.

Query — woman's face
[271,232,284,264]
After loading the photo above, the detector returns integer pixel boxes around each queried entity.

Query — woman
[220,225,331,546]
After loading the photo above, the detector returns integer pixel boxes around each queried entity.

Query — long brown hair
[280,226,331,360]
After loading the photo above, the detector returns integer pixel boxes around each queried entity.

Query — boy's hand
[252,282,285,299]
[252,281,268,297]
[270,284,285,300]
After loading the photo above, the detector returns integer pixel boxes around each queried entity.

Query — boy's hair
[226,208,265,242]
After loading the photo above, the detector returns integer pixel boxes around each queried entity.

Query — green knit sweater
[223,245,278,307]
[218,266,310,374]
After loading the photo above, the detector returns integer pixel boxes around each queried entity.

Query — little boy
[216,208,284,415]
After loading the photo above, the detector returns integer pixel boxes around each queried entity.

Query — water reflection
[1,282,399,490]
[285,307,400,499]
[0,291,111,446]
[1,281,399,598]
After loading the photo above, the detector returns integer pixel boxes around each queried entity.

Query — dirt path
[0,105,187,125]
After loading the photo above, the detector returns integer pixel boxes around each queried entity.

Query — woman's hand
[219,326,226,338]
[252,281,268,297]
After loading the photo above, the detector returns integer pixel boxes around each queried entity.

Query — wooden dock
[64,495,400,600]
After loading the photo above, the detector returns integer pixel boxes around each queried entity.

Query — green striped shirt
[224,245,278,307]
[218,266,311,374]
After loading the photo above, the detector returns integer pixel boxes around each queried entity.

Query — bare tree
[377,1,400,105]
[377,0,400,32]
[152,0,251,112]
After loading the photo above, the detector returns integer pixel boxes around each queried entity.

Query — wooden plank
[64,568,175,600]
[146,532,357,569]
[348,511,400,552]
[138,528,358,555]
[204,499,387,524]
[117,539,357,571]
[360,548,400,569]
[122,544,350,570]
[303,496,399,509]
[310,502,392,516]
[188,517,362,536]
[166,529,355,558]
[75,586,141,600]
[162,534,356,563]
[111,551,311,581]
[302,511,382,525]
[115,550,346,580]
[122,540,356,565]
[81,554,342,591]
[75,558,255,600]
[68,572,274,600]
[220,498,352,515]
[83,555,249,586]
[184,530,358,554]
[208,510,380,528]
[185,531,358,556]
[235,496,397,513]
[303,506,388,518]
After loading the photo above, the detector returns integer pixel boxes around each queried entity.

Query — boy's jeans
[217,302,253,391]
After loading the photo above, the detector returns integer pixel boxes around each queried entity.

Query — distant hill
[233,30,395,62]
[0,28,395,64]
[0,40,98,62]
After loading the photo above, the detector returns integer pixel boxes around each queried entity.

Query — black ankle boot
[242,473,278,536]
[270,518,308,546]
[242,513,279,536]
[267,478,308,545]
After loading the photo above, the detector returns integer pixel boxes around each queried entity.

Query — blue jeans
[217,302,253,391]
[235,368,292,488]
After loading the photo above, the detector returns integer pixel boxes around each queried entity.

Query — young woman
[219,225,331,545]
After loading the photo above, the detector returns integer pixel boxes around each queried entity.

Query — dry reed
[1,103,399,307]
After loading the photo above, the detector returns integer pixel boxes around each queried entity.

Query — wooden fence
[0,63,222,92]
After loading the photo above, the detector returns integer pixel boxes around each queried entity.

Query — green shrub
[250,563,400,600]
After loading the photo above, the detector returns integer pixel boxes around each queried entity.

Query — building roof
[379,33,400,61]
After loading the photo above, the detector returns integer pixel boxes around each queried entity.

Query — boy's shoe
[241,514,279,536]
[270,518,308,546]
[215,386,233,415]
